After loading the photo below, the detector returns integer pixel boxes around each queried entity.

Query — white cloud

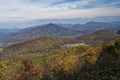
[55,0,92,8]
[0,0,120,22]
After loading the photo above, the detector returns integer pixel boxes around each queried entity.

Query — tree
[115,38,120,54]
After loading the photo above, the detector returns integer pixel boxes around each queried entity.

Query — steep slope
[11,23,82,41]
[0,23,82,46]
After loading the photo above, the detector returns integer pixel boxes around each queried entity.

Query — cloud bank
[0,0,120,22]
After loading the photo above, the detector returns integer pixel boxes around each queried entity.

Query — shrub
[0,60,7,78]
[19,60,41,80]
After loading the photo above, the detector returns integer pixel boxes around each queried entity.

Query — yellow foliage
[0,60,7,78]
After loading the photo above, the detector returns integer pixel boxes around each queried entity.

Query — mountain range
[69,21,120,32]
[0,21,120,46]
[0,23,83,43]
[14,23,82,40]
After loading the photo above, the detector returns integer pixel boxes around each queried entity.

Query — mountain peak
[46,23,57,26]
[74,23,81,26]
[43,23,62,28]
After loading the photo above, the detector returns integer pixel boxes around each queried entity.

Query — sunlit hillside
[0,38,120,80]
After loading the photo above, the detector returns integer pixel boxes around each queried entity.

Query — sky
[0,0,120,28]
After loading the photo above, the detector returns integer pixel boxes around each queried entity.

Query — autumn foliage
[0,38,120,80]
[18,60,41,80]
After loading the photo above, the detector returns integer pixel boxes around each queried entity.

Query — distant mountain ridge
[0,28,21,37]
[0,21,120,46]
[69,21,120,32]
[13,23,82,40]
[0,23,83,45]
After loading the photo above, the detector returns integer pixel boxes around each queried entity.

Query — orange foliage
[20,60,41,80]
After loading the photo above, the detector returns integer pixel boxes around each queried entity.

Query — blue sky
[0,0,120,28]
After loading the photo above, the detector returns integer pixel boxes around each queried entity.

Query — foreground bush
[0,60,7,79]
[76,38,120,80]
[19,60,41,80]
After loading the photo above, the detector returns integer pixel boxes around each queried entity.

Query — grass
[61,43,85,48]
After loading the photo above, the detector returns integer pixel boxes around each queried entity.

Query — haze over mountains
[0,21,120,47]
[1,16,120,29]
[69,21,120,32]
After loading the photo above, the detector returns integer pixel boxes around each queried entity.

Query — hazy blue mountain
[57,23,74,28]
[0,28,21,37]
[0,23,84,46]
[1,16,120,29]
[70,21,120,33]
[13,23,82,40]
[0,21,120,46]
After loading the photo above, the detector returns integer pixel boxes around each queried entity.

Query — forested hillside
[0,38,120,80]
[3,37,78,55]
[77,30,119,44]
